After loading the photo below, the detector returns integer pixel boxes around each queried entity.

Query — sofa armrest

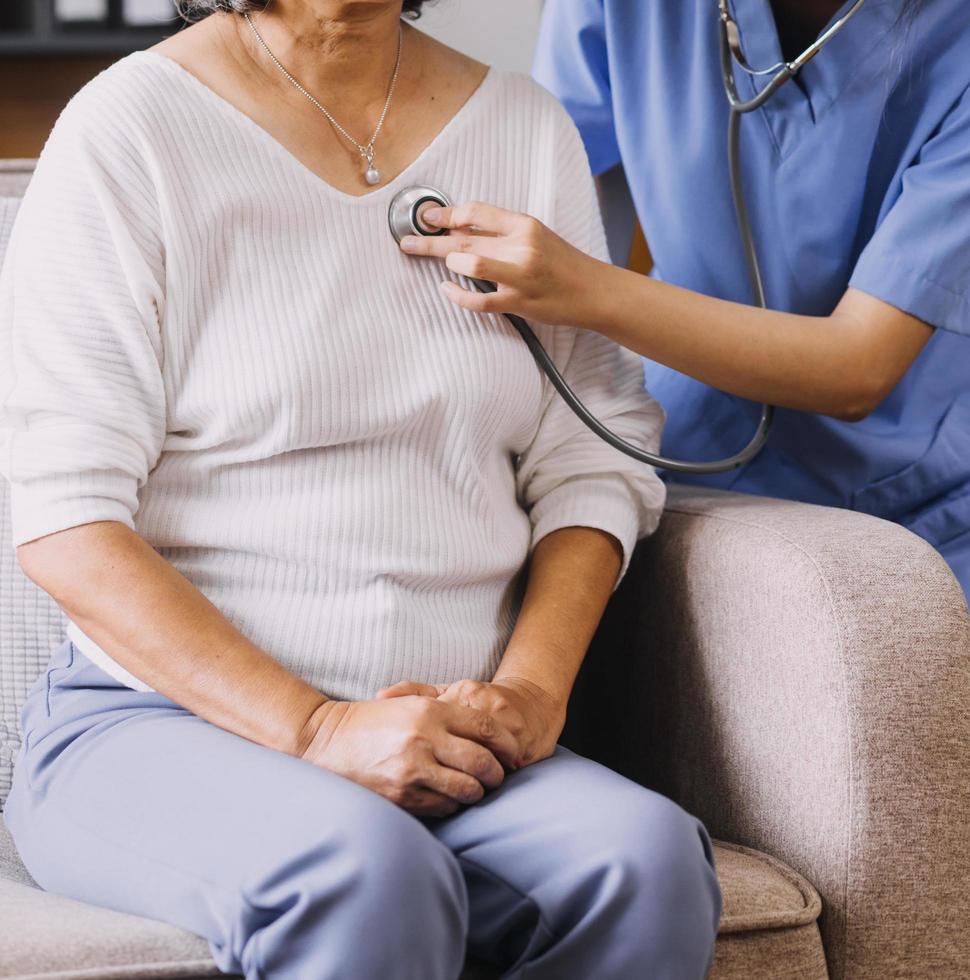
[566,486,970,980]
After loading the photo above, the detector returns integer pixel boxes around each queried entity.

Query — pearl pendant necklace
[244,13,403,187]
[362,146,380,186]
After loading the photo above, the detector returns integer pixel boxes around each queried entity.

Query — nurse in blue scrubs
[402,0,970,600]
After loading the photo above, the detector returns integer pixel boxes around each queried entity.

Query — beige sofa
[1,158,968,979]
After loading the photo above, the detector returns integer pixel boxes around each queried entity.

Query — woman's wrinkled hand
[299,695,519,818]
[398,202,607,328]
[377,676,566,771]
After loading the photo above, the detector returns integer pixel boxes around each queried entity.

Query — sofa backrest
[0,161,67,808]
[0,160,36,198]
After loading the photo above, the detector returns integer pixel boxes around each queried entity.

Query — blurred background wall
[0,0,544,157]
[420,0,542,73]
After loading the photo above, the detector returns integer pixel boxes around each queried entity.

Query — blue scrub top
[533,0,970,598]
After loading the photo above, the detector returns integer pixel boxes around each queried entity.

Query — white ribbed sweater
[0,51,666,700]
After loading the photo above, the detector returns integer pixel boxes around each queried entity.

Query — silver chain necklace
[243,12,403,186]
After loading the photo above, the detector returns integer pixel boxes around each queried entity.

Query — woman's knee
[338,800,469,927]
[236,794,468,980]
[595,790,722,971]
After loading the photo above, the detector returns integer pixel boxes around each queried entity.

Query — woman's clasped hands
[382,676,565,791]
[298,675,565,818]
[380,675,565,765]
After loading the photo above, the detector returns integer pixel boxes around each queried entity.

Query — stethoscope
[388,0,866,475]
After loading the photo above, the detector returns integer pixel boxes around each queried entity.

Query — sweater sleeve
[0,82,167,548]
[514,100,666,589]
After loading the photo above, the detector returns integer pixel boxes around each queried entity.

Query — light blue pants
[4,639,721,979]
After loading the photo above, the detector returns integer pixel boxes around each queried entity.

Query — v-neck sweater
[0,50,666,699]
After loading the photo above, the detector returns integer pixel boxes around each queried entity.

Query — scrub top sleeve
[515,105,666,590]
[850,85,970,336]
[0,86,167,548]
[532,0,622,177]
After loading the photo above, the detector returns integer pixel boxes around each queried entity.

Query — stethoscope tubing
[466,57,778,477]
[468,277,771,474]
[467,5,789,476]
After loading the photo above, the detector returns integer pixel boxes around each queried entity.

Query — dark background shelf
[0,28,177,57]
[0,1,180,58]
[1,1,183,156]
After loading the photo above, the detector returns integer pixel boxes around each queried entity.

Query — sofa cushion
[1,817,825,980]
[0,161,35,198]
[710,842,828,980]
[715,840,821,933]
[0,878,223,980]
[1,816,222,980]
[0,185,70,811]
[0,457,65,809]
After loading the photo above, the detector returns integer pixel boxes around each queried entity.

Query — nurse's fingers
[443,251,521,287]
[420,202,523,235]
[439,280,512,314]
[400,231,507,260]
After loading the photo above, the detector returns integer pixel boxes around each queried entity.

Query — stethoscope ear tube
[468,277,773,474]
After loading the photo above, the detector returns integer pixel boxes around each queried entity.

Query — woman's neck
[229,1,406,117]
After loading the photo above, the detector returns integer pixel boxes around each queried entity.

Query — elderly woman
[0,1,720,977]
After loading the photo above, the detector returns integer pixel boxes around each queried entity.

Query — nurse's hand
[299,695,519,817]
[377,676,565,771]
[398,202,604,327]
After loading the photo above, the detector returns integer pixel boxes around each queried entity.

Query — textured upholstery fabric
[710,927,829,980]
[0,190,68,809]
[3,799,222,979]
[714,841,821,933]
[0,162,34,198]
[0,880,222,980]
[566,485,970,980]
[0,817,822,980]
[709,842,828,980]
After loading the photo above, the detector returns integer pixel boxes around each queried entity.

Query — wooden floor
[0,56,116,158]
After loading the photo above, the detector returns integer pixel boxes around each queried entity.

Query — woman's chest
[157,195,546,458]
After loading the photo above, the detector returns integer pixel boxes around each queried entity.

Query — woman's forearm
[17,521,329,757]
[493,525,623,708]
[583,262,932,420]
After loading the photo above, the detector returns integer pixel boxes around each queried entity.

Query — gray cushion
[0,162,35,199]
[0,819,224,979]
[710,843,826,980]
[0,188,69,810]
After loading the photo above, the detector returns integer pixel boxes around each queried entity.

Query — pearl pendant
[365,167,381,186]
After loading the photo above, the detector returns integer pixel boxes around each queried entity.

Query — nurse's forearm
[403,204,932,422]
[17,521,329,757]
[588,264,932,420]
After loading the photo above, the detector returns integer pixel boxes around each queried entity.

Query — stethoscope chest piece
[388,186,453,245]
